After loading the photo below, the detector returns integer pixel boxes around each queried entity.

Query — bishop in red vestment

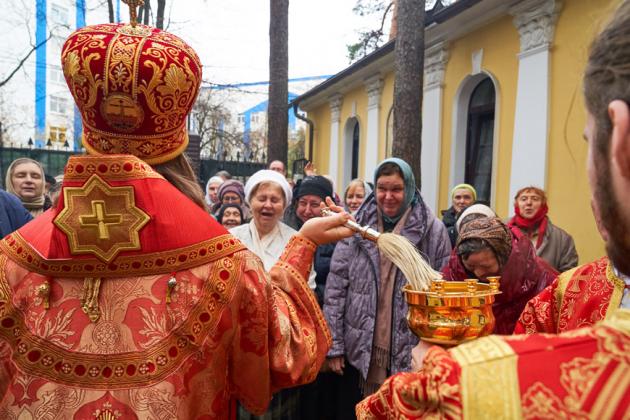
[0,7,353,419]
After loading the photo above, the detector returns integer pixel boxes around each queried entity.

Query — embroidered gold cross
[122,0,145,27]
[80,200,122,240]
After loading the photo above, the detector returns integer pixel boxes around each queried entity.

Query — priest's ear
[609,99,630,180]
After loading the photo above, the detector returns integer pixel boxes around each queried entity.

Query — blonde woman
[344,178,372,215]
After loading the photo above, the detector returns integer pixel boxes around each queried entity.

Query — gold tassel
[82,277,102,322]
[37,280,51,309]
[166,274,177,304]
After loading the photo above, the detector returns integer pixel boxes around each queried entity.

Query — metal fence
[198,158,267,184]
[0,145,78,188]
[0,144,267,188]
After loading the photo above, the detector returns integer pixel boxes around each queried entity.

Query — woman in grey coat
[323,158,451,403]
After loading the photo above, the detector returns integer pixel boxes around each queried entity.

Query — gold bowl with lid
[403,277,501,346]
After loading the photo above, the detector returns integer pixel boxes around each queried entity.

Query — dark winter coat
[441,206,459,247]
[0,190,32,238]
[323,191,451,379]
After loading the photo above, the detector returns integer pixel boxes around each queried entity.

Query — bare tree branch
[0,31,53,89]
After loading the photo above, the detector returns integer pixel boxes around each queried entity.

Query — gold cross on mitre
[122,0,145,27]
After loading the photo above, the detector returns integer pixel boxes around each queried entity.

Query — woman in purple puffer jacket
[323,158,451,410]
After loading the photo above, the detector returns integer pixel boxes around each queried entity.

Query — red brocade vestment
[0,155,331,419]
[515,257,626,334]
[356,309,630,419]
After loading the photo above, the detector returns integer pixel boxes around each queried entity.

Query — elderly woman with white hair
[230,169,316,288]
[231,170,316,419]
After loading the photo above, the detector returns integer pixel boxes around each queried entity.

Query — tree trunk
[267,0,289,166]
[156,0,166,29]
[392,0,424,188]
[143,0,150,25]
[107,0,115,23]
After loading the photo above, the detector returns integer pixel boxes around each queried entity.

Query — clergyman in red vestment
[0,5,354,419]
[515,256,627,334]
[357,2,630,418]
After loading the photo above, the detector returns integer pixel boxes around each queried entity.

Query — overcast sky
[161,0,386,85]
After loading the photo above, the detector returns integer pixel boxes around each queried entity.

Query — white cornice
[510,0,562,54]
[365,75,384,109]
[329,94,343,123]
[424,42,450,89]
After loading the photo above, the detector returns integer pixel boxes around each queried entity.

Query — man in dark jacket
[441,183,476,246]
[0,189,32,238]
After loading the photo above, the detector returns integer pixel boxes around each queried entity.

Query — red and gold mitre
[61,22,202,164]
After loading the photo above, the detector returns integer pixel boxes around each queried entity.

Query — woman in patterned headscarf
[442,217,558,334]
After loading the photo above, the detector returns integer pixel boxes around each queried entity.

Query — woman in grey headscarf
[324,158,451,411]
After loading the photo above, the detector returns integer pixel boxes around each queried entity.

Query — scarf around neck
[508,204,549,249]
[363,206,413,396]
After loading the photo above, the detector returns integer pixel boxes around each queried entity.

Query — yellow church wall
[309,105,331,175]
[438,15,520,218]
[337,88,369,181]
[546,0,620,263]
[306,1,619,264]
[378,73,396,162]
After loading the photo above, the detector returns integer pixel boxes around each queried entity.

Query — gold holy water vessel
[403,277,501,346]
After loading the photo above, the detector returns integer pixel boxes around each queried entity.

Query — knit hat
[456,204,496,232]
[296,176,333,201]
[245,170,292,209]
[451,183,477,200]
[217,180,245,203]
[217,203,244,225]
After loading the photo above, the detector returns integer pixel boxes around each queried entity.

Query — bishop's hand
[298,197,353,245]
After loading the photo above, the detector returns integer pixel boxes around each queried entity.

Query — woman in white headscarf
[204,176,223,206]
[230,169,316,288]
[231,170,316,420]
[5,158,50,218]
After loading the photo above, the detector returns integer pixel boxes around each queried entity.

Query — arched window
[465,78,495,203]
[343,117,361,188]
[385,107,394,157]
[351,121,360,179]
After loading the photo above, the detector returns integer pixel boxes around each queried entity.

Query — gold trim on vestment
[553,265,580,320]
[451,335,523,420]
[0,250,245,388]
[605,263,626,318]
[0,231,245,278]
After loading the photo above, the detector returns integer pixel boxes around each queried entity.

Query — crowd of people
[0,0,628,418]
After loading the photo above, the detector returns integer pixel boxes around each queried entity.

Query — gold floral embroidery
[522,315,630,419]
[60,23,202,164]
[451,335,522,419]
[0,251,244,388]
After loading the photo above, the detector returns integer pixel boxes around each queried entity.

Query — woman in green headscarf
[323,158,451,409]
